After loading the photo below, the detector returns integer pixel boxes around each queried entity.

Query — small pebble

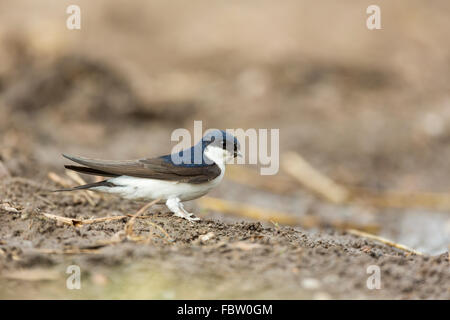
[301,278,321,290]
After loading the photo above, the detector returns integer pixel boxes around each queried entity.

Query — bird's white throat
[204,145,233,170]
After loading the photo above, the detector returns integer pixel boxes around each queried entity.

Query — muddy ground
[1,177,449,299]
[1,1,450,299]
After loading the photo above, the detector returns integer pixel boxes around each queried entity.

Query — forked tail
[52,180,115,192]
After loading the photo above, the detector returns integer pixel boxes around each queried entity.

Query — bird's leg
[178,202,200,221]
[166,197,200,222]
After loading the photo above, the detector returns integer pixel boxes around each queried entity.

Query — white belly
[92,173,223,202]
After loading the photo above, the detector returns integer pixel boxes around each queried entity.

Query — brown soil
[1,177,449,299]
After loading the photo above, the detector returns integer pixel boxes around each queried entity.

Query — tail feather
[52,180,115,192]
[64,165,118,177]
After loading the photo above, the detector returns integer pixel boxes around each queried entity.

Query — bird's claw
[186,216,200,222]
[174,211,200,222]
[166,198,200,222]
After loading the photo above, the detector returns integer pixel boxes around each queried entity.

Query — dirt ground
[0,1,450,299]
[1,177,449,299]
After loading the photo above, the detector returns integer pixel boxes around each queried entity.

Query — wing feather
[62,154,221,184]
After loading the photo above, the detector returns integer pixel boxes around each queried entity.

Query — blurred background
[1,0,450,255]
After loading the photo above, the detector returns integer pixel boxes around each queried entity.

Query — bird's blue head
[167,129,241,167]
[200,129,241,158]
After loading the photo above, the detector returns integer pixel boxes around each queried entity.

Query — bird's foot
[174,211,200,222]
[166,197,201,222]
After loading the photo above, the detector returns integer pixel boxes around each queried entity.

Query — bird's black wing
[63,154,221,184]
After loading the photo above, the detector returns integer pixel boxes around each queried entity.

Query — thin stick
[2,269,59,281]
[65,170,100,200]
[0,202,20,213]
[48,171,99,206]
[144,220,172,243]
[65,170,88,185]
[198,196,299,225]
[41,212,128,227]
[198,196,379,233]
[34,248,101,254]
[281,153,450,211]
[48,172,72,188]
[347,229,423,256]
[351,186,450,211]
[125,199,161,238]
[282,152,350,204]
[41,213,82,226]
[65,170,98,206]
[80,216,129,225]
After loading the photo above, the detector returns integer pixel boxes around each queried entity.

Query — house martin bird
[57,129,241,222]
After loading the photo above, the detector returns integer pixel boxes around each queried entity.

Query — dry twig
[198,196,299,225]
[41,212,128,227]
[198,196,379,232]
[65,170,99,206]
[351,187,450,211]
[47,172,72,188]
[0,202,21,213]
[282,152,350,204]
[347,229,423,256]
[144,220,173,243]
[2,269,59,281]
[125,199,161,239]
[34,248,101,254]
[47,171,98,206]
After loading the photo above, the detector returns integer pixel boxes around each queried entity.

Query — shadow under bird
[57,129,241,221]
